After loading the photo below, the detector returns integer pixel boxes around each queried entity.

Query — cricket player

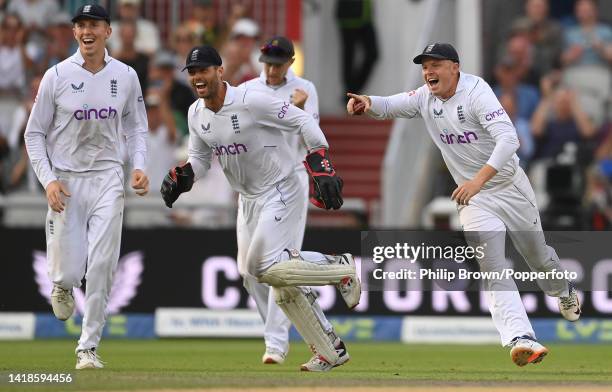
[346,43,581,367]
[238,36,319,365]
[24,4,149,369]
[160,45,360,372]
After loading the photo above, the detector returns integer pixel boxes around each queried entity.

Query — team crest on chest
[231,114,240,133]
[457,105,465,123]
[110,79,118,97]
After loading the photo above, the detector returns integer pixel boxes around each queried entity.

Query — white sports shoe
[76,349,104,370]
[300,340,349,372]
[335,254,361,309]
[510,336,549,367]
[262,348,286,364]
[559,282,581,322]
[51,285,74,321]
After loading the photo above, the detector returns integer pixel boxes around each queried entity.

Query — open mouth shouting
[427,77,440,88]
[82,37,96,49]
[194,81,208,95]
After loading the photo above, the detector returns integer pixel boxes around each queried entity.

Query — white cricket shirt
[240,69,320,171]
[368,72,520,189]
[25,49,148,189]
[187,82,328,197]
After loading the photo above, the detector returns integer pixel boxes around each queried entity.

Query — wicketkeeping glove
[160,163,194,208]
[303,148,344,210]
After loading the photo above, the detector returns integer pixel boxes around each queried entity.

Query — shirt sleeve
[122,69,148,171]
[186,105,213,181]
[304,81,320,124]
[470,81,520,171]
[24,68,57,189]
[244,89,328,151]
[367,87,424,119]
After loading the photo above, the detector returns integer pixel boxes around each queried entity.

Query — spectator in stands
[112,19,149,93]
[531,74,597,160]
[510,0,563,77]
[3,74,42,193]
[43,12,77,68]
[182,0,221,48]
[108,0,160,55]
[170,25,199,86]
[148,50,196,137]
[7,0,59,30]
[493,56,540,119]
[144,90,177,193]
[0,13,30,155]
[561,0,612,67]
[503,31,541,87]
[336,0,379,95]
[499,93,534,168]
[584,122,612,229]
[221,18,261,86]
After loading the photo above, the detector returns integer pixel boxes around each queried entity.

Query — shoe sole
[262,357,283,364]
[511,347,549,367]
[75,363,102,370]
[300,355,349,372]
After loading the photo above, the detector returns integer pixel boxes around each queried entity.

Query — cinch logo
[277,101,290,119]
[439,129,478,145]
[214,142,248,156]
[485,108,505,122]
[73,105,118,120]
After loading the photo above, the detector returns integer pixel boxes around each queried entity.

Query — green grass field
[0,340,610,391]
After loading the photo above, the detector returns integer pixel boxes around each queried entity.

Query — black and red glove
[303,148,344,210]
[160,163,194,208]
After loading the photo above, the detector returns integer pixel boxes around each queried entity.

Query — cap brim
[258,54,291,65]
[414,53,458,64]
[181,62,219,71]
[71,15,110,24]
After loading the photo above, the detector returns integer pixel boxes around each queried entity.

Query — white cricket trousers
[46,167,125,352]
[458,167,568,346]
[238,170,329,354]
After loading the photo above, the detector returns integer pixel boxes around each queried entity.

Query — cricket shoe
[262,348,286,364]
[76,348,104,369]
[510,336,549,367]
[334,254,361,309]
[51,285,74,321]
[300,340,349,372]
[559,281,581,322]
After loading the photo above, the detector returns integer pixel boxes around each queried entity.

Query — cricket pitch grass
[0,339,610,391]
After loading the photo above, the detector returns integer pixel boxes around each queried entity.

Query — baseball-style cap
[413,43,460,64]
[231,18,259,38]
[182,45,222,71]
[259,36,294,64]
[71,4,111,24]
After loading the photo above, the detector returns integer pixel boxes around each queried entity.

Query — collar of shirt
[70,48,112,67]
[198,82,235,114]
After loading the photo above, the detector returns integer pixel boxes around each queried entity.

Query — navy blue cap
[183,45,222,71]
[259,36,294,64]
[413,43,460,64]
[71,4,110,24]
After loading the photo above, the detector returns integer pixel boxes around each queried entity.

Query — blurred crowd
[0,0,611,229]
[488,0,612,229]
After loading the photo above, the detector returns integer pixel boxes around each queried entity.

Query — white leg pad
[259,261,355,287]
[273,287,339,364]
